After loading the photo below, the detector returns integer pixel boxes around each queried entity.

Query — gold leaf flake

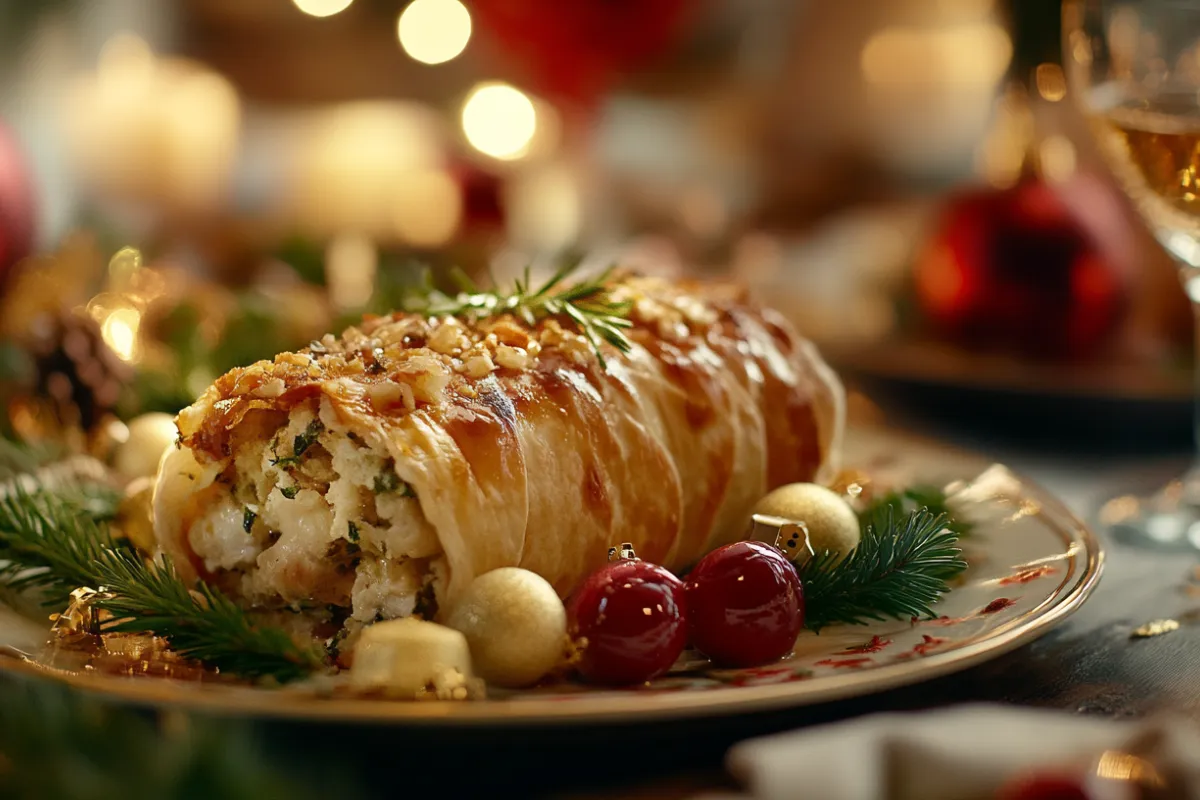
[1130,619,1180,639]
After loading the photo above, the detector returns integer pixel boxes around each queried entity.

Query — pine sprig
[0,485,324,682]
[798,507,968,632]
[404,262,634,367]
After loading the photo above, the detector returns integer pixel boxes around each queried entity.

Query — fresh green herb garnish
[271,420,324,468]
[372,470,415,497]
[347,521,360,543]
[798,507,968,632]
[279,485,300,500]
[404,261,634,368]
[373,470,400,494]
[242,507,257,533]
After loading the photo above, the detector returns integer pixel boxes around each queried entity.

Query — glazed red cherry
[567,556,688,685]
[685,541,803,667]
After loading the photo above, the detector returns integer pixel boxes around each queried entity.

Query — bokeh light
[100,307,141,363]
[461,82,537,160]
[392,169,462,247]
[860,23,1012,86]
[398,0,472,65]
[292,0,354,18]
[325,234,378,311]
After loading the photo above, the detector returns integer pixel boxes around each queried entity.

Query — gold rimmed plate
[0,428,1104,726]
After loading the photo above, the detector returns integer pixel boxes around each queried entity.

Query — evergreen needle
[404,262,633,368]
[0,485,324,682]
[861,484,974,538]
[798,506,968,632]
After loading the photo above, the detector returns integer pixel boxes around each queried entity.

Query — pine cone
[27,310,131,433]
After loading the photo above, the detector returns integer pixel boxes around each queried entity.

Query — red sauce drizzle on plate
[999,565,1056,585]
[814,657,874,669]
[842,635,892,654]
[981,597,1017,614]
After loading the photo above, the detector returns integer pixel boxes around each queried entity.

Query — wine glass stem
[1187,278,1200,504]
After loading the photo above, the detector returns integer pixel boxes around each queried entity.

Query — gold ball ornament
[446,567,567,688]
[113,413,178,483]
[753,482,861,563]
[113,476,157,554]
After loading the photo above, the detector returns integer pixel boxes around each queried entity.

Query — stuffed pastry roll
[152,273,843,631]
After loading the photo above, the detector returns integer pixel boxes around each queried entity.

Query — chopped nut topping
[428,320,469,355]
[367,382,411,412]
[494,344,532,370]
[462,351,496,378]
[253,378,286,398]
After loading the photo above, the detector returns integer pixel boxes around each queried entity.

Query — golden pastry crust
[159,273,844,613]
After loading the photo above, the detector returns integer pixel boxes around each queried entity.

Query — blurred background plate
[823,338,1193,450]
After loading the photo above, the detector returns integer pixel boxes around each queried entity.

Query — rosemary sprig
[861,484,974,537]
[404,262,634,368]
[799,506,968,632]
[0,485,324,682]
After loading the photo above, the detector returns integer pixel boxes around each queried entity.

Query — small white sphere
[446,567,567,688]
[753,483,861,563]
[351,617,473,697]
[114,413,178,483]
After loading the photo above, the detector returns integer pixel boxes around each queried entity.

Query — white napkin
[702,704,1200,800]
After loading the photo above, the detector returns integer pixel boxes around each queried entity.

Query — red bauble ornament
[566,555,688,685]
[685,541,804,668]
[470,0,697,106]
[0,120,35,289]
[914,177,1127,360]
[994,772,1094,800]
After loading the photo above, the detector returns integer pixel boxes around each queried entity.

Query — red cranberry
[685,541,803,668]
[567,558,687,685]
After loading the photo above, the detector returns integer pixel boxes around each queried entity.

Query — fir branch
[0,485,324,682]
[798,507,968,632]
[403,262,634,368]
[861,484,974,537]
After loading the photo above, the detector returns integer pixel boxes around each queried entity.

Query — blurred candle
[63,36,241,213]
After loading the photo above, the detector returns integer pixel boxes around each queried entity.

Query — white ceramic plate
[0,427,1103,726]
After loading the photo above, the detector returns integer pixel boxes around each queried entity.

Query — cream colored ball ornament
[113,413,178,483]
[753,482,860,563]
[446,567,567,688]
[350,617,474,698]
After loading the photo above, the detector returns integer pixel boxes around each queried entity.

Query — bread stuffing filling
[184,398,446,630]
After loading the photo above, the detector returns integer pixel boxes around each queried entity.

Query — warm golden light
[506,163,581,250]
[861,24,1012,87]
[107,246,142,288]
[398,0,472,65]
[462,83,537,160]
[65,38,241,211]
[100,307,141,362]
[290,101,444,237]
[325,234,378,311]
[1035,62,1067,102]
[1039,135,1077,183]
[392,169,462,247]
[292,0,354,18]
